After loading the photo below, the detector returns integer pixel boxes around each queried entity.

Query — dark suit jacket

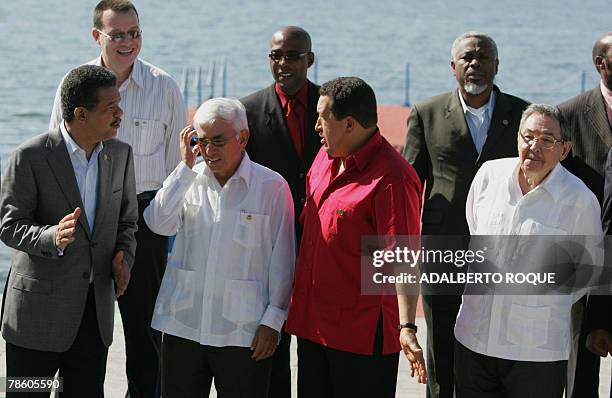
[240,81,320,239]
[403,86,529,236]
[0,128,138,351]
[559,86,612,204]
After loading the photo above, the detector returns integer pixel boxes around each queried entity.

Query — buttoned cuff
[259,305,287,333]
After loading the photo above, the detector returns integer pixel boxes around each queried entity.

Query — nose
[315,116,322,132]
[115,105,124,118]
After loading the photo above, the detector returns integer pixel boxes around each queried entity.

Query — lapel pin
[338,209,345,217]
[103,154,109,161]
[502,119,509,126]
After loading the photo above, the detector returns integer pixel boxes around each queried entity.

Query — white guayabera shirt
[455,157,603,361]
[144,154,295,347]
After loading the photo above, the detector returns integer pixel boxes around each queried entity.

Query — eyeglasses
[192,135,235,148]
[268,51,310,63]
[96,28,142,42]
[519,132,564,150]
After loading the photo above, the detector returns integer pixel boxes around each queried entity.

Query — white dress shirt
[144,154,296,347]
[458,89,496,154]
[455,157,603,361]
[50,57,187,194]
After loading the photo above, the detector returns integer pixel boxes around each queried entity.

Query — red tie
[286,98,303,158]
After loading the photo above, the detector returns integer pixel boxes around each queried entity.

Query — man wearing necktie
[240,26,321,398]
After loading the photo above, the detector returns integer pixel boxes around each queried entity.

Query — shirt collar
[95,55,144,89]
[275,81,309,110]
[458,88,496,116]
[339,129,383,172]
[203,151,252,189]
[511,159,566,202]
[600,80,612,110]
[60,120,104,157]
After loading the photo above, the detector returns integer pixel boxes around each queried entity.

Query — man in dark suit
[560,32,612,398]
[402,31,529,398]
[0,65,138,397]
[240,26,320,398]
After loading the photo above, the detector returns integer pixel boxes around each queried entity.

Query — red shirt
[286,130,422,355]
[275,82,309,157]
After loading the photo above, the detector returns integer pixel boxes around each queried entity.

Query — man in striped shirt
[49,1,186,396]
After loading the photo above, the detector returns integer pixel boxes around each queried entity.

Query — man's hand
[179,126,200,169]
[586,329,612,357]
[399,328,427,384]
[250,325,279,361]
[55,207,81,251]
[112,250,130,298]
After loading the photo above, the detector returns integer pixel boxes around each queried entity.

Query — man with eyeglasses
[454,104,603,398]
[240,25,319,398]
[144,97,295,398]
[402,31,529,398]
[49,1,186,397]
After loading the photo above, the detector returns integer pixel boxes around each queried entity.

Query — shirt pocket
[222,279,265,325]
[506,303,550,347]
[132,118,166,156]
[233,211,269,249]
[156,267,199,329]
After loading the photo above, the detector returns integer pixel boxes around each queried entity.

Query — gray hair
[451,31,498,61]
[192,97,248,135]
[518,104,570,141]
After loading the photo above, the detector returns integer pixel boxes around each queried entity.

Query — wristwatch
[398,322,418,333]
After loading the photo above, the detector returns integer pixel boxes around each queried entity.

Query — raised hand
[179,126,200,169]
[55,207,81,251]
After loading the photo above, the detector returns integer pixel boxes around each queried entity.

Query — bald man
[240,26,320,398]
[559,32,612,397]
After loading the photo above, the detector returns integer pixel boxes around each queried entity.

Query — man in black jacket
[240,26,320,398]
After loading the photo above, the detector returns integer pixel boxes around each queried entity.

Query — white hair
[192,97,248,135]
[451,31,498,61]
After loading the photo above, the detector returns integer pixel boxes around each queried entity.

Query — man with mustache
[1,65,137,396]
[455,104,603,398]
[49,1,187,396]
[240,26,320,397]
[403,31,529,398]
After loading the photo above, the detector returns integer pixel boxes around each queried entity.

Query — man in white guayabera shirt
[48,1,187,396]
[143,97,295,398]
[454,104,604,398]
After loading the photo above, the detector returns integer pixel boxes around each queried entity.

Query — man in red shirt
[286,77,426,397]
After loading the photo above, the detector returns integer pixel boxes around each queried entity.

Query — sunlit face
[93,9,141,73]
[195,118,248,185]
[518,113,571,186]
[451,37,498,96]
[269,32,313,96]
[315,95,349,158]
[82,85,123,142]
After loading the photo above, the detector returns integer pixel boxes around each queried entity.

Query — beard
[464,82,488,95]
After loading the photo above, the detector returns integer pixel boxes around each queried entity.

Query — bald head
[592,33,612,65]
[270,26,312,51]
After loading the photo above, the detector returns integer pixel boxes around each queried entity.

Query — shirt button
[299,173,305,179]
[82,272,90,280]
[300,198,305,204]
[135,121,140,126]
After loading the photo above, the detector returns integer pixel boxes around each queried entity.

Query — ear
[238,129,250,147]
[450,60,456,75]
[559,140,572,161]
[307,52,315,68]
[74,106,87,122]
[595,56,605,71]
[494,58,499,75]
[92,28,101,45]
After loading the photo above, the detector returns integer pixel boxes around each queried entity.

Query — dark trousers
[268,327,291,398]
[117,191,167,398]
[296,315,399,398]
[570,297,601,397]
[5,286,108,398]
[454,342,567,398]
[422,294,462,398]
[161,333,273,398]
